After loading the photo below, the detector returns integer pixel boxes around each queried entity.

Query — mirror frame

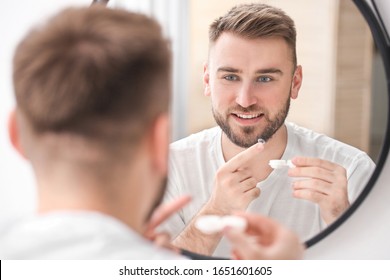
[306,0,390,248]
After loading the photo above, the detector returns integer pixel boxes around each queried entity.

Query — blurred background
[0,0,387,220]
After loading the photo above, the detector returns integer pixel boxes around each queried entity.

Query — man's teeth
[236,114,261,119]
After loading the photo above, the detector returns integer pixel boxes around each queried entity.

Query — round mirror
[184,0,388,249]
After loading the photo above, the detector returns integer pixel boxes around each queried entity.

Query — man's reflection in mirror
[161,3,376,258]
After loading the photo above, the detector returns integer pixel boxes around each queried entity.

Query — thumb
[224,227,265,260]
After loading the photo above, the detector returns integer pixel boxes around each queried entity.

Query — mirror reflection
[160,0,388,258]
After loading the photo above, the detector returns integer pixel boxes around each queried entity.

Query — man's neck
[34,160,148,234]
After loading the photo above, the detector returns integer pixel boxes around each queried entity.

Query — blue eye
[257,76,272,82]
[224,75,238,81]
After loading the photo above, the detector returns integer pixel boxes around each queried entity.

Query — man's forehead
[208,33,294,71]
[210,32,289,50]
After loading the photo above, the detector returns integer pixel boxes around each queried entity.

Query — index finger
[233,212,280,244]
[224,143,264,172]
[145,195,192,233]
[291,157,341,172]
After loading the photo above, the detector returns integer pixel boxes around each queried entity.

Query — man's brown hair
[209,3,297,67]
[13,6,171,144]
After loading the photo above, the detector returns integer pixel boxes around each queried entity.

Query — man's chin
[227,130,260,148]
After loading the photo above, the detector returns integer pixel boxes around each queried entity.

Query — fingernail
[222,226,232,236]
[256,142,264,150]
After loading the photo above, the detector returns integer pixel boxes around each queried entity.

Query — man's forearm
[172,205,226,255]
[172,221,222,255]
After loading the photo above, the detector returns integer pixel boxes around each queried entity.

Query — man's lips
[232,113,263,119]
[231,113,264,124]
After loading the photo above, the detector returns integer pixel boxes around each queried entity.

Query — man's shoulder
[170,126,220,152]
[286,122,371,160]
[0,211,184,260]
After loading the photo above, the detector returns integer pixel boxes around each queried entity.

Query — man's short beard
[213,97,290,148]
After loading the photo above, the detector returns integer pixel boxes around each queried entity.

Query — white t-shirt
[0,211,185,259]
[163,122,376,257]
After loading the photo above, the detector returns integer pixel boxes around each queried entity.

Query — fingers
[224,213,305,260]
[288,157,348,201]
[233,212,278,244]
[152,231,171,246]
[237,169,254,183]
[148,231,181,253]
[293,179,330,195]
[289,166,334,183]
[224,142,264,172]
[217,169,253,187]
[293,188,325,204]
[241,177,260,192]
[288,158,349,224]
[291,157,341,171]
[208,142,264,213]
[289,157,347,185]
[224,228,265,260]
[153,232,175,249]
[145,195,192,234]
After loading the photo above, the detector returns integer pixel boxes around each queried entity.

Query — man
[0,5,303,260]
[163,3,376,257]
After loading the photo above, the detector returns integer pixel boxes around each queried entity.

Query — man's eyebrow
[217,67,242,73]
[256,68,283,75]
[216,67,283,75]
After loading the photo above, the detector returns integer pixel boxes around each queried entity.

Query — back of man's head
[13,6,171,148]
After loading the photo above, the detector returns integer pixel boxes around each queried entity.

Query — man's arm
[172,142,264,255]
[171,206,225,255]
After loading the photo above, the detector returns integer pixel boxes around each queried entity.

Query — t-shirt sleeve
[346,152,376,202]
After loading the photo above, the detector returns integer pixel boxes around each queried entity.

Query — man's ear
[8,109,27,159]
[149,113,170,176]
[203,62,211,97]
[290,65,303,100]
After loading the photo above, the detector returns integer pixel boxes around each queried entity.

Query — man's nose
[235,83,257,108]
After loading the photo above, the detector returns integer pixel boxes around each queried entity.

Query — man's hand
[288,157,349,224]
[144,195,191,251]
[206,142,264,214]
[171,142,264,256]
[224,212,304,260]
